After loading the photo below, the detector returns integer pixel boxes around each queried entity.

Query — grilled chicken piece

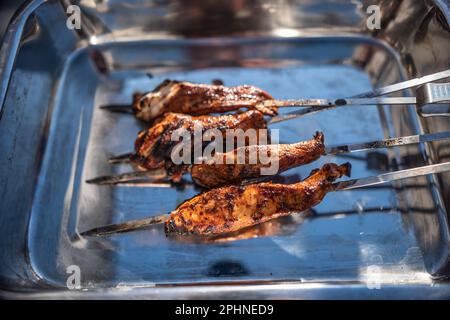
[132,110,268,172]
[165,163,351,236]
[132,80,276,122]
[190,132,325,188]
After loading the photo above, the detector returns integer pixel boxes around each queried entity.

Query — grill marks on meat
[132,80,276,122]
[164,163,351,236]
[132,110,268,172]
[191,132,325,188]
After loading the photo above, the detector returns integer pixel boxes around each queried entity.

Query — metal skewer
[270,72,450,123]
[99,104,134,114]
[87,131,450,186]
[263,97,417,109]
[108,152,134,164]
[81,161,450,237]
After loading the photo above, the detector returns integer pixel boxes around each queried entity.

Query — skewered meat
[132,110,268,171]
[190,132,325,188]
[165,162,351,236]
[181,213,311,243]
[132,80,277,122]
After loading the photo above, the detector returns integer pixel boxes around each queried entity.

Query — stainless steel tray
[1,0,450,299]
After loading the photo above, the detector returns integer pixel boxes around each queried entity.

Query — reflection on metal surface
[1,0,450,298]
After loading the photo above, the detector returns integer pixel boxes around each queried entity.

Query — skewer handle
[419,83,450,105]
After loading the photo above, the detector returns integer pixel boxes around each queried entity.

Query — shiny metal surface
[1,0,450,299]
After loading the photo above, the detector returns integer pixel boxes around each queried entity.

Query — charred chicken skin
[164,163,351,236]
[132,110,267,172]
[190,132,325,188]
[132,80,277,122]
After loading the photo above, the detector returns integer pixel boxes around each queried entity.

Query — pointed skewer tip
[99,104,134,114]
[85,176,116,185]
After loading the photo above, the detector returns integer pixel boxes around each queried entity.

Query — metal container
[1,0,450,299]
